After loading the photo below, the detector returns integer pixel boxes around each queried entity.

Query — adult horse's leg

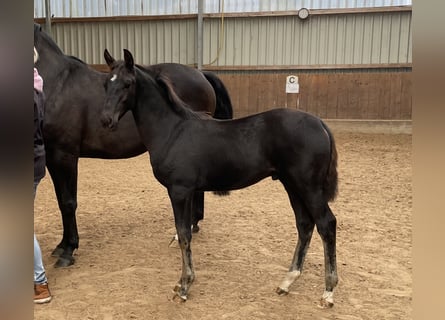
[45,149,79,267]
[168,186,195,301]
[191,191,204,233]
[276,191,315,296]
[191,72,232,235]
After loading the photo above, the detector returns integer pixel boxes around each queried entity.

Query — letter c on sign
[289,76,296,84]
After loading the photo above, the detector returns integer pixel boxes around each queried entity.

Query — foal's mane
[135,65,202,120]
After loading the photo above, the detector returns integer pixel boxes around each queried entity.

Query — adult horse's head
[34,23,41,44]
[101,49,137,130]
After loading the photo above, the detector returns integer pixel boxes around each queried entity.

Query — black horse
[101,49,339,308]
[33,23,233,267]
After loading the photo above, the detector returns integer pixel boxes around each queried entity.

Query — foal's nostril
[108,121,117,131]
[100,113,113,129]
[100,115,109,127]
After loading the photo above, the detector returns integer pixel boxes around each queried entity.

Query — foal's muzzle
[100,110,118,131]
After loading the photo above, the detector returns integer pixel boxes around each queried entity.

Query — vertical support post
[197,0,203,70]
[45,0,52,36]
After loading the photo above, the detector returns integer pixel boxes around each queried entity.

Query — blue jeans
[34,181,47,284]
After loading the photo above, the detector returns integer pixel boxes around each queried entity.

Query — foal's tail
[320,121,338,202]
[202,71,234,120]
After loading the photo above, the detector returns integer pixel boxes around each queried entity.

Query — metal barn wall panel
[35,0,199,17]
[207,0,412,13]
[41,10,411,67]
[34,6,412,121]
[50,20,197,65]
[34,0,412,17]
[202,11,411,67]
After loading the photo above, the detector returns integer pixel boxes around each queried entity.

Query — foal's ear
[104,49,115,68]
[123,49,134,70]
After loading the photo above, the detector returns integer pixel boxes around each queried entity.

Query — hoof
[172,283,189,302]
[172,293,187,303]
[276,287,289,296]
[54,255,75,268]
[318,298,334,309]
[319,291,334,308]
[51,246,64,257]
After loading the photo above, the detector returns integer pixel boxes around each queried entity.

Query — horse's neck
[38,46,103,95]
[37,47,70,85]
[133,69,183,151]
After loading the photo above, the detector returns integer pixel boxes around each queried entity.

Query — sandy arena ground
[34,132,412,320]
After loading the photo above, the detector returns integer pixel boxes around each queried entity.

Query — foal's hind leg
[299,192,338,308]
[276,193,315,295]
[314,204,338,308]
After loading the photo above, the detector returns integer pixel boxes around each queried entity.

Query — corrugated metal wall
[41,10,411,67]
[51,20,197,65]
[203,12,412,67]
[34,0,412,17]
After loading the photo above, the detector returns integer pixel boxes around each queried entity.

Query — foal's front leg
[168,187,195,301]
[169,191,204,246]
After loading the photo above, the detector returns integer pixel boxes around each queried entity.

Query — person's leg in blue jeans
[34,233,47,285]
[34,181,52,303]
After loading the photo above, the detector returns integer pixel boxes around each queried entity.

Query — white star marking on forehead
[110,74,117,82]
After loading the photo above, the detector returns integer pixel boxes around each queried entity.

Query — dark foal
[101,49,339,308]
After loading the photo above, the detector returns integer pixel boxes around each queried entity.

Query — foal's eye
[123,80,132,88]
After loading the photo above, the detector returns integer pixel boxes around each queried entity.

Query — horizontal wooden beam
[89,63,412,73]
[34,14,196,24]
[204,6,412,18]
[34,5,411,24]
[201,63,412,71]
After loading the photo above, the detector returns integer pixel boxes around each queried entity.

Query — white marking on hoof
[110,74,117,82]
[278,270,301,293]
[319,290,334,308]
[178,294,187,301]
[172,293,187,303]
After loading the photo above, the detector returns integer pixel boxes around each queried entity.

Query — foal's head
[101,49,137,130]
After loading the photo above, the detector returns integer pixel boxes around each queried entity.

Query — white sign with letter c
[286,75,299,93]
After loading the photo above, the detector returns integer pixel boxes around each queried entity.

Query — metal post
[45,0,52,35]
[197,0,203,70]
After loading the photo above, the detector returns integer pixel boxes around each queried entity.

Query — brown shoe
[34,283,52,304]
